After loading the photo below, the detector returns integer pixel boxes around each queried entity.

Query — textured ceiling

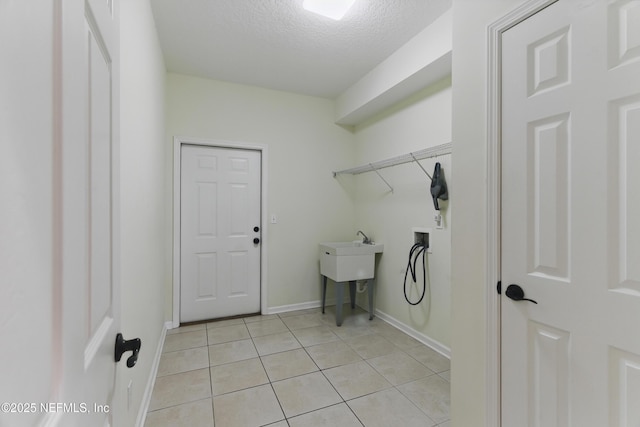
[150,0,452,98]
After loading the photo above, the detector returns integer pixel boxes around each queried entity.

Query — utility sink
[319,241,384,282]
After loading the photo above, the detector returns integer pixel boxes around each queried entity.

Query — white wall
[165,74,356,311]
[0,3,55,422]
[450,0,526,425]
[118,1,167,425]
[352,78,452,349]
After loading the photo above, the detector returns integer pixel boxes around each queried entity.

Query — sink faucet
[356,230,371,244]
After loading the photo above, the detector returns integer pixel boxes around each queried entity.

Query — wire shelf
[332,142,452,176]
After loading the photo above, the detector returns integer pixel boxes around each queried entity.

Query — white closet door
[502,1,640,425]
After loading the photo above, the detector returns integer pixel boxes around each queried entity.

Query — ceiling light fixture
[303,0,356,20]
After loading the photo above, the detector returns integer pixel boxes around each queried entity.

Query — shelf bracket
[369,163,394,193]
[410,152,433,181]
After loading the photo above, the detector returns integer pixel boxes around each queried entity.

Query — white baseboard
[266,299,336,315]
[374,309,450,358]
[135,321,171,427]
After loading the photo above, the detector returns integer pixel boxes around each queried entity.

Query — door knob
[505,284,538,304]
[253,238,260,244]
[115,333,141,368]
[254,226,260,232]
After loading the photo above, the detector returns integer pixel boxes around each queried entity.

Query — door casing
[172,136,269,327]
[486,1,558,426]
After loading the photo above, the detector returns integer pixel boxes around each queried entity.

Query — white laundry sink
[319,241,384,282]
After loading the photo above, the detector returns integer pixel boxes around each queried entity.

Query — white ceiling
[150,0,452,99]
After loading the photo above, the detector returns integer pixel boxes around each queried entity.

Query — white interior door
[61,0,123,425]
[180,145,262,322]
[1,0,122,426]
[502,0,640,425]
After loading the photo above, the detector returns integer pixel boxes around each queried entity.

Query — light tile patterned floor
[145,306,450,427]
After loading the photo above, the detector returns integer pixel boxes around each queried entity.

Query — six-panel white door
[502,0,640,425]
[0,0,121,425]
[61,0,123,425]
[180,145,262,322]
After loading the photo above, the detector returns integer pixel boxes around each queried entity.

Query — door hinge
[497,281,502,295]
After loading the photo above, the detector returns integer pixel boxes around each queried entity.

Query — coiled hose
[403,242,428,305]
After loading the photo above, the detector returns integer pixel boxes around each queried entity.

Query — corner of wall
[117,0,168,425]
[450,1,528,426]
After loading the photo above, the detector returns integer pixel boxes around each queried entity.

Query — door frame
[486,0,558,425]
[172,136,269,328]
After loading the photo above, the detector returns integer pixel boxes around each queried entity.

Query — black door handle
[505,284,538,304]
[115,333,141,368]
[253,238,260,244]
[254,226,260,232]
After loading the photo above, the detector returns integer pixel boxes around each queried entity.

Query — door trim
[486,1,557,425]
[172,136,269,328]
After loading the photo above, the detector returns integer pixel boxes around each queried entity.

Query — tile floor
[145,305,450,427]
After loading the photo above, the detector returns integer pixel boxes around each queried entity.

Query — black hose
[404,242,428,305]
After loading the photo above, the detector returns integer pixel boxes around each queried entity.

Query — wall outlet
[434,213,444,229]
[270,214,277,224]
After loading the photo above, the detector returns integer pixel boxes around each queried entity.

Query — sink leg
[368,279,375,321]
[349,281,356,309]
[335,282,343,327]
[321,275,327,314]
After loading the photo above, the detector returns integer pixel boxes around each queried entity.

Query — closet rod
[332,142,452,177]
